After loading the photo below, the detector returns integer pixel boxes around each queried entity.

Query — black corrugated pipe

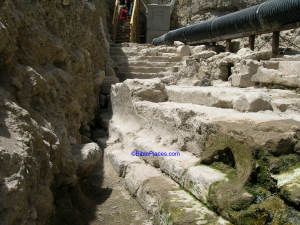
[152,0,300,46]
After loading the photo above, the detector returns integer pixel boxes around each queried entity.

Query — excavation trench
[76,82,154,224]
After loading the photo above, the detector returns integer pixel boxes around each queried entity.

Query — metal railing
[111,0,120,43]
[130,0,140,42]
[112,0,176,43]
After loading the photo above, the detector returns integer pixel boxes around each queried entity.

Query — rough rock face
[172,0,266,28]
[0,0,109,224]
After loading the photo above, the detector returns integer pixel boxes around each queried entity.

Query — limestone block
[191,45,210,55]
[108,150,144,177]
[133,138,161,167]
[230,73,255,87]
[125,164,162,196]
[262,61,279,70]
[183,166,226,204]
[273,168,300,206]
[230,60,260,87]
[252,67,285,84]
[158,151,200,183]
[177,45,191,57]
[100,76,119,94]
[272,99,300,112]
[136,176,230,224]
[72,143,102,178]
[174,41,184,47]
[194,50,216,59]
[233,92,272,112]
[124,78,168,103]
[279,61,300,76]
[283,54,300,61]
[236,48,272,61]
[252,67,300,88]
[252,50,272,60]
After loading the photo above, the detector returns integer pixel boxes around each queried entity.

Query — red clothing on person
[120,9,128,21]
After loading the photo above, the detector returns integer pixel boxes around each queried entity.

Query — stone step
[106,146,229,224]
[115,72,167,81]
[108,78,300,223]
[110,46,177,54]
[131,136,228,205]
[114,40,130,44]
[113,60,177,67]
[252,66,300,88]
[166,86,300,113]
[110,55,182,63]
[166,86,272,112]
[110,50,177,57]
[110,43,124,47]
[114,66,169,73]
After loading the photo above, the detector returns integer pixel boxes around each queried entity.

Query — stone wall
[0,0,110,224]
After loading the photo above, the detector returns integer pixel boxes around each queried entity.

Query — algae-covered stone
[281,179,300,207]
[136,176,230,225]
[272,168,300,207]
[182,165,227,204]
[236,197,300,225]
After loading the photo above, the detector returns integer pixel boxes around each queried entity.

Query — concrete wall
[146,5,170,43]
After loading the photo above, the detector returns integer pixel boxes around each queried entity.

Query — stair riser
[110,55,182,62]
[116,72,165,81]
[110,51,178,57]
[113,61,177,67]
[114,66,168,73]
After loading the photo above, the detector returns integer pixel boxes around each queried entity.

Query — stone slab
[108,150,144,177]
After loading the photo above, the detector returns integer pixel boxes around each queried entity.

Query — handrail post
[249,35,255,51]
[130,0,140,42]
[272,31,280,56]
[112,0,120,43]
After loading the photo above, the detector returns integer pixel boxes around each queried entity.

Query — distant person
[119,6,128,32]
[126,0,132,16]
[120,0,125,6]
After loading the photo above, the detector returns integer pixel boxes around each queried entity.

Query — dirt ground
[79,139,155,225]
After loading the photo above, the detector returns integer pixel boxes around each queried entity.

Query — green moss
[267,154,300,174]
[257,156,275,189]
[280,180,300,207]
[203,133,254,184]
[236,197,300,225]
[246,185,271,204]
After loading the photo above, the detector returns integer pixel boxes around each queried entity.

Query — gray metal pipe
[152,0,300,46]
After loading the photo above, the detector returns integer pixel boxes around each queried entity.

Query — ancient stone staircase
[110,43,181,81]
[114,16,131,43]
[107,43,300,224]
